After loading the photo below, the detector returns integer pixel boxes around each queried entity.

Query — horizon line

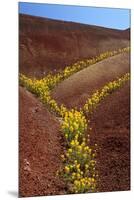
[19,12,130,31]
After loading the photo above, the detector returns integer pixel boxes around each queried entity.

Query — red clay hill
[19,14,130,197]
[19,14,130,77]
[19,86,66,197]
[51,51,130,109]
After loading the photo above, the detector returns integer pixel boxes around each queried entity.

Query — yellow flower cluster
[19,47,130,194]
[60,72,130,193]
[20,73,96,193]
[83,73,130,114]
[72,177,96,193]
[20,46,130,97]
[61,109,87,142]
[59,46,130,81]
[66,138,94,166]
[59,106,97,193]
[19,73,61,114]
[60,136,97,193]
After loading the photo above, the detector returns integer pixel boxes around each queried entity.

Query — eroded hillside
[19,14,130,77]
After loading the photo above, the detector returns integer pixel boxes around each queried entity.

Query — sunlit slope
[19,87,65,197]
[52,52,130,109]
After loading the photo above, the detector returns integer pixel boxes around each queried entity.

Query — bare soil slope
[89,82,130,192]
[52,52,130,109]
[19,14,130,77]
[19,87,65,197]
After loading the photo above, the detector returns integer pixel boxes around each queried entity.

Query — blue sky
[19,2,130,30]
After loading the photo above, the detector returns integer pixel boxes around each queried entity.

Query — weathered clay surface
[52,52,130,109]
[19,87,66,197]
[19,14,130,196]
[19,14,130,77]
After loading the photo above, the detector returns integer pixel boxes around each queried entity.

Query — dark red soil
[19,14,130,196]
[88,82,130,192]
[19,14,130,78]
[51,51,130,192]
[19,86,66,197]
[52,52,130,109]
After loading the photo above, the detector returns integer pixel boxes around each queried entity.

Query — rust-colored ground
[19,14,130,197]
[51,51,130,192]
[19,14,130,78]
[19,87,66,197]
[88,82,130,192]
[52,52,130,109]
